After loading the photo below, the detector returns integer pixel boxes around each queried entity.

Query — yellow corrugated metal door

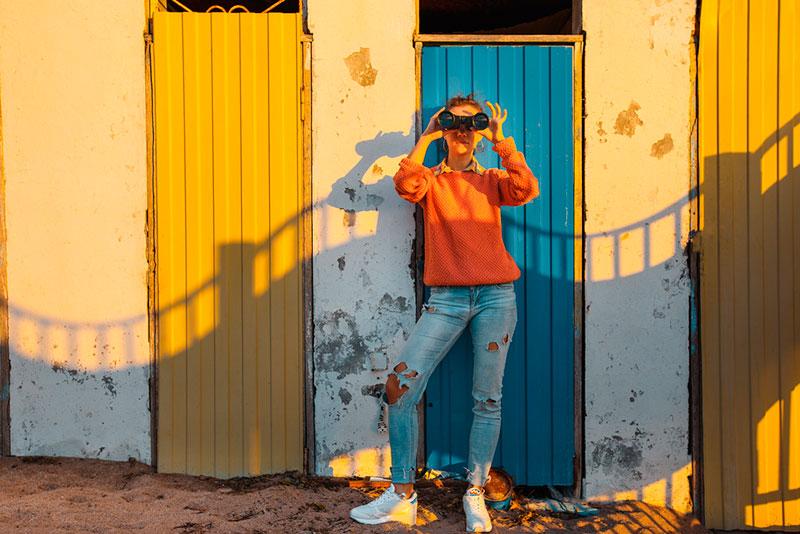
[699,0,800,529]
[153,11,304,478]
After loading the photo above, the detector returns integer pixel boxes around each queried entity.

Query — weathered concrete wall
[307,0,417,476]
[0,1,150,461]
[582,0,696,513]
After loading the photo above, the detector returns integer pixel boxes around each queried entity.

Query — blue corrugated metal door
[422,44,576,486]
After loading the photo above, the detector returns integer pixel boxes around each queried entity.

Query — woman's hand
[420,107,445,141]
[478,101,507,144]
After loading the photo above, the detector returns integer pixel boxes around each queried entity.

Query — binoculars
[437,110,490,131]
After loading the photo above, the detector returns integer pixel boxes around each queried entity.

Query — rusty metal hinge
[689,229,701,254]
[300,85,306,123]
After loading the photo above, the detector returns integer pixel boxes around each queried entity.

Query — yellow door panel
[153,11,305,478]
[699,0,800,529]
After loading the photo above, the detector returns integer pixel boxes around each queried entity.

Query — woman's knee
[384,361,420,406]
[472,395,502,418]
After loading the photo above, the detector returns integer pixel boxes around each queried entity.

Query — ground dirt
[0,456,709,533]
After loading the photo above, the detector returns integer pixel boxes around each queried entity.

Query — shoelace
[464,492,487,514]
[371,487,402,507]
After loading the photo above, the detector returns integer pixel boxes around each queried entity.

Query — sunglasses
[437,110,490,131]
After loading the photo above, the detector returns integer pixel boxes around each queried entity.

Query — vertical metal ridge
[209,12,217,478]
[236,13,245,476]
[180,14,190,475]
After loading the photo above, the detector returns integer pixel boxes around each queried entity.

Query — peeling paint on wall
[344,47,378,87]
[614,101,644,136]
[650,133,674,158]
[583,0,695,514]
[309,0,417,479]
[590,435,643,481]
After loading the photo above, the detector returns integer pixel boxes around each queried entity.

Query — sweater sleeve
[393,157,435,204]
[490,136,540,206]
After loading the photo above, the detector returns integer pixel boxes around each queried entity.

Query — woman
[350,94,539,532]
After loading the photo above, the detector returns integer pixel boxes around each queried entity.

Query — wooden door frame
[0,81,10,457]
[412,33,585,497]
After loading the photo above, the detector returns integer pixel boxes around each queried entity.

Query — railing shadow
[6,110,795,522]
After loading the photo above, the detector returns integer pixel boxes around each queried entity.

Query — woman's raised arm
[491,137,540,206]
[393,108,445,203]
[393,152,435,204]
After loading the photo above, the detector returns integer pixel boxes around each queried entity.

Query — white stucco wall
[307,0,418,477]
[582,0,696,512]
[0,1,150,461]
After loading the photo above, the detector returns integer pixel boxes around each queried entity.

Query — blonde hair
[446,92,484,113]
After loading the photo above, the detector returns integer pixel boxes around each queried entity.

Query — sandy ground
[0,456,709,533]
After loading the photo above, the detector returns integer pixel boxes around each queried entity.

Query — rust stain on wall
[597,121,608,143]
[650,133,674,159]
[344,48,378,87]
[614,102,644,137]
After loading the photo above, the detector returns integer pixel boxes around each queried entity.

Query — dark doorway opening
[419,0,575,34]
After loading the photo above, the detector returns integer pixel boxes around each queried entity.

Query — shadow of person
[326,129,415,214]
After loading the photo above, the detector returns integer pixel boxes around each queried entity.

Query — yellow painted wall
[0,1,151,460]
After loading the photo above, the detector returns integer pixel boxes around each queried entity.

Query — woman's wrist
[407,135,435,164]
[419,132,440,144]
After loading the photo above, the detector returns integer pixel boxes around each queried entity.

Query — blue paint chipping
[422,44,576,486]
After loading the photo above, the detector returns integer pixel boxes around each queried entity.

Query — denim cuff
[465,465,492,487]
[390,466,416,484]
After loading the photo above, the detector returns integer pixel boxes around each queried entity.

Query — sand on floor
[0,456,709,533]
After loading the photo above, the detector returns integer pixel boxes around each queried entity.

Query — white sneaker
[463,487,492,532]
[350,483,418,526]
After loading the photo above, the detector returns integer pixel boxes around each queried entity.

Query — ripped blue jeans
[383,282,518,486]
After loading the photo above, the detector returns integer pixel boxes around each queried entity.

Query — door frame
[412,33,585,496]
[0,82,9,457]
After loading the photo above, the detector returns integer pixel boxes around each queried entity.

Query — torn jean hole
[487,333,511,352]
[422,303,436,313]
[383,362,419,405]
[475,398,499,412]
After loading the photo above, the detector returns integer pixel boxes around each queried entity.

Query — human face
[442,103,482,156]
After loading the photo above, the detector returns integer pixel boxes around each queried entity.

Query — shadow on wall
[322,115,798,520]
[322,123,698,508]
[3,112,796,518]
[7,303,149,459]
[1,124,417,473]
[2,118,696,500]
[577,115,799,520]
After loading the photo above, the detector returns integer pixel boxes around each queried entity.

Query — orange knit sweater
[393,136,540,286]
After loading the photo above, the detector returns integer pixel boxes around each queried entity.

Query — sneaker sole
[349,511,417,526]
